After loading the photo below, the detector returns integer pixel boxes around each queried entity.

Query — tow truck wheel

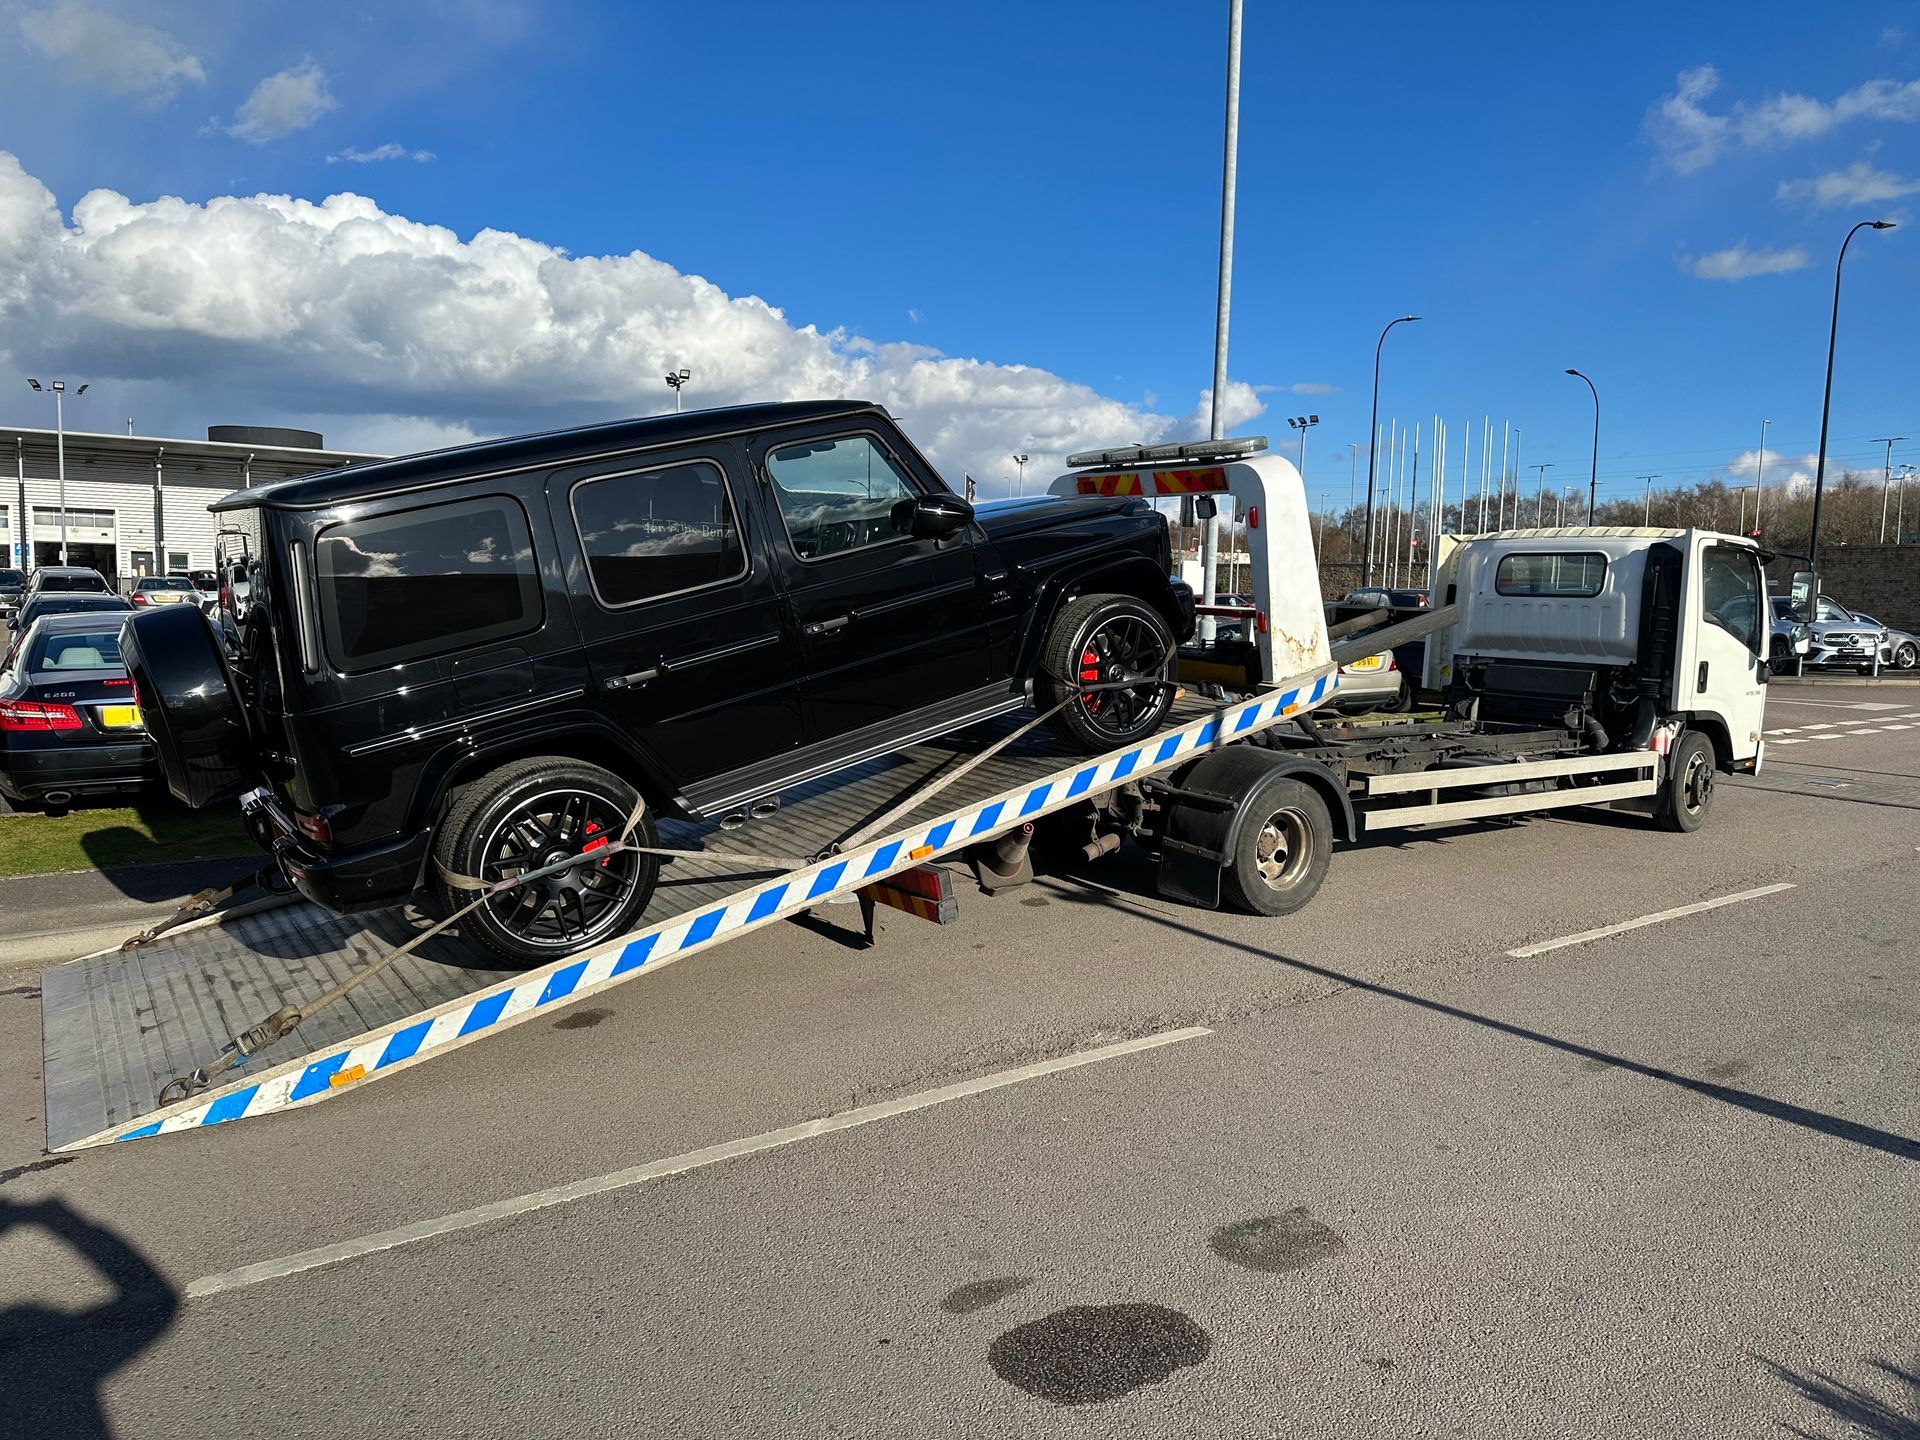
[1037,593,1177,752]
[1222,777,1332,916]
[432,756,659,966]
[1654,731,1715,834]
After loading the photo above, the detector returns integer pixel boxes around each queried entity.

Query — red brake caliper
[582,819,609,866]
[1079,646,1103,713]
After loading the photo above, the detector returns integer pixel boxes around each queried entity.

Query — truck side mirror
[1787,570,1818,624]
[893,493,974,540]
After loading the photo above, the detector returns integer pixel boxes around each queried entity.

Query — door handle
[1697,660,1709,692]
[603,667,659,692]
[805,615,852,637]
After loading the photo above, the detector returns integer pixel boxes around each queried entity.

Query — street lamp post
[1198,0,1245,642]
[1810,220,1897,576]
[1875,436,1908,542]
[664,367,691,411]
[1637,474,1661,526]
[1531,463,1553,526]
[1898,464,1916,543]
[26,378,87,567]
[1287,415,1318,564]
[1753,418,1770,535]
[1364,315,1420,584]
[1564,368,1599,522]
[1012,452,1029,497]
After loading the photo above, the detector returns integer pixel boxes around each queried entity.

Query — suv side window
[571,460,746,607]
[765,433,920,560]
[315,495,541,673]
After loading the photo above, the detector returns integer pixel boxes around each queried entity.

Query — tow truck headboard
[1050,447,1328,687]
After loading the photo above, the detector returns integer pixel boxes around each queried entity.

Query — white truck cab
[1430,528,1768,773]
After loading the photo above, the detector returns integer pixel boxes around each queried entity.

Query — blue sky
[2,0,1919,507]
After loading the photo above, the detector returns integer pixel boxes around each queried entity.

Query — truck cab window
[572,461,745,606]
[766,434,919,560]
[1700,543,1762,653]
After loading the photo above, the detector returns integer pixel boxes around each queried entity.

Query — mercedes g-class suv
[125,401,1194,963]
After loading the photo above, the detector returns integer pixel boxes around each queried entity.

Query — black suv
[125,401,1193,963]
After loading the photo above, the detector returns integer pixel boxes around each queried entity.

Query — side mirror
[1787,570,1819,624]
[893,493,974,540]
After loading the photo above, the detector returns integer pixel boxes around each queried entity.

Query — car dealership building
[1,423,378,582]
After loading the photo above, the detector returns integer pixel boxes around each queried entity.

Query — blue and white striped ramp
[71,671,1336,1150]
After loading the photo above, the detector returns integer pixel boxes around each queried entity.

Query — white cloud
[1777,159,1920,208]
[1727,447,1820,496]
[1678,243,1811,281]
[225,60,336,144]
[0,152,1265,499]
[1646,65,1920,173]
[18,2,205,104]
[907,307,922,325]
[1287,381,1338,395]
[328,143,435,165]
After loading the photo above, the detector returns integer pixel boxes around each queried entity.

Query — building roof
[0,425,378,466]
[211,400,883,511]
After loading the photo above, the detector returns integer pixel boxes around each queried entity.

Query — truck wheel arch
[1154,745,1354,910]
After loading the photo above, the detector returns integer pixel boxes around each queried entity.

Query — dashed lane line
[1506,884,1797,959]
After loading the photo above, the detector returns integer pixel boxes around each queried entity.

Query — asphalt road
[1,676,1915,1438]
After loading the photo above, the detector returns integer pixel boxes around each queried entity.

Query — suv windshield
[0,570,23,588]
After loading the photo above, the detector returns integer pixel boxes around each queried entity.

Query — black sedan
[6,590,133,637]
[0,611,155,812]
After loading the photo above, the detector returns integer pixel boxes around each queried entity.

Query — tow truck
[38,435,1770,1151]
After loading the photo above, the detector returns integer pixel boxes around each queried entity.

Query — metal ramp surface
[40,698,1243,1151]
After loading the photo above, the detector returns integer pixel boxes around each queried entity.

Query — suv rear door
[552,443,804,789]
[750,426,992,743]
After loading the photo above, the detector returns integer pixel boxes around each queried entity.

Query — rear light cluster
[0,699,82,731]
[295,810,333,845]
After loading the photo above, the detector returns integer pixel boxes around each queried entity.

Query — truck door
[751,427,992,743]
[553,446,804,789]
[1687,538,1768,763]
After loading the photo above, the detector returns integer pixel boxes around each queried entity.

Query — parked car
[1331,649,1411,713]
[22,565,113,600]
[124,400,1196,963]
[8,590,132,636]
[1839,610,1918,670]
[0,611,154,812]
[131,575,202,609]
[0,568,24,623]
[1767,595,1886,672]
[1338,587,1427,709]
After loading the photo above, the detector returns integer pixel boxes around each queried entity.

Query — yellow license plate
[100,704,143,729]
[1347,655,1384,671]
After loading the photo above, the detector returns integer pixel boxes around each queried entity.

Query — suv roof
[214,400,886,512]
[31,566,108,581]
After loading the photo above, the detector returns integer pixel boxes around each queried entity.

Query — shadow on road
[1047,873,1920,1165]
[0,1197,178,1440]
[1761,1350,1920,1439]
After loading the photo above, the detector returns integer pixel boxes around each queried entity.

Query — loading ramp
[42,675,1336,1151]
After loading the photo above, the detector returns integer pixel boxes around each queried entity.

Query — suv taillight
[0,700,82,731]
[295,809,332,845]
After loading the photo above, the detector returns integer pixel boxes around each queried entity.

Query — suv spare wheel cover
[121,604,261,809]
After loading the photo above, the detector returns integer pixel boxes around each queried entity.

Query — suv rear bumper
[241,787,429,914]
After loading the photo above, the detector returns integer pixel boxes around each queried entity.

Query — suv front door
[554,445,804,792]
[752,428,993,744]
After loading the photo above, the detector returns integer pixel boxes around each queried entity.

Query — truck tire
[119,603,260,808]
[1221,777,1332,916]
[432,756,660,966]
[1654,731,1715,833]
[1036,593,1176,752]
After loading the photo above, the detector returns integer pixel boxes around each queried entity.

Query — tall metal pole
[1510,427,1522,531]
[1811,220,1896,575]
[1566,369,1599,522]
[1532,463,1553,525]
[1754,418,1770,535]
[1638,474,1660,525]
[1497,420,1511,531]
[1346,444,1358,559]
[55,386,68,565]
[1874,436,1905,542]
[1201,0,1244,638]
[1363,316,1419,585]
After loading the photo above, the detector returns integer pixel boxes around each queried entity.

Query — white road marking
[1766,698,1905,711]
[1506,883,1797,959]
[1771,738,1806,746]
[183,1026,1213,1301]
[1764,727,1798,736]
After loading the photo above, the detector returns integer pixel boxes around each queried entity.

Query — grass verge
[0,803,254,879]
